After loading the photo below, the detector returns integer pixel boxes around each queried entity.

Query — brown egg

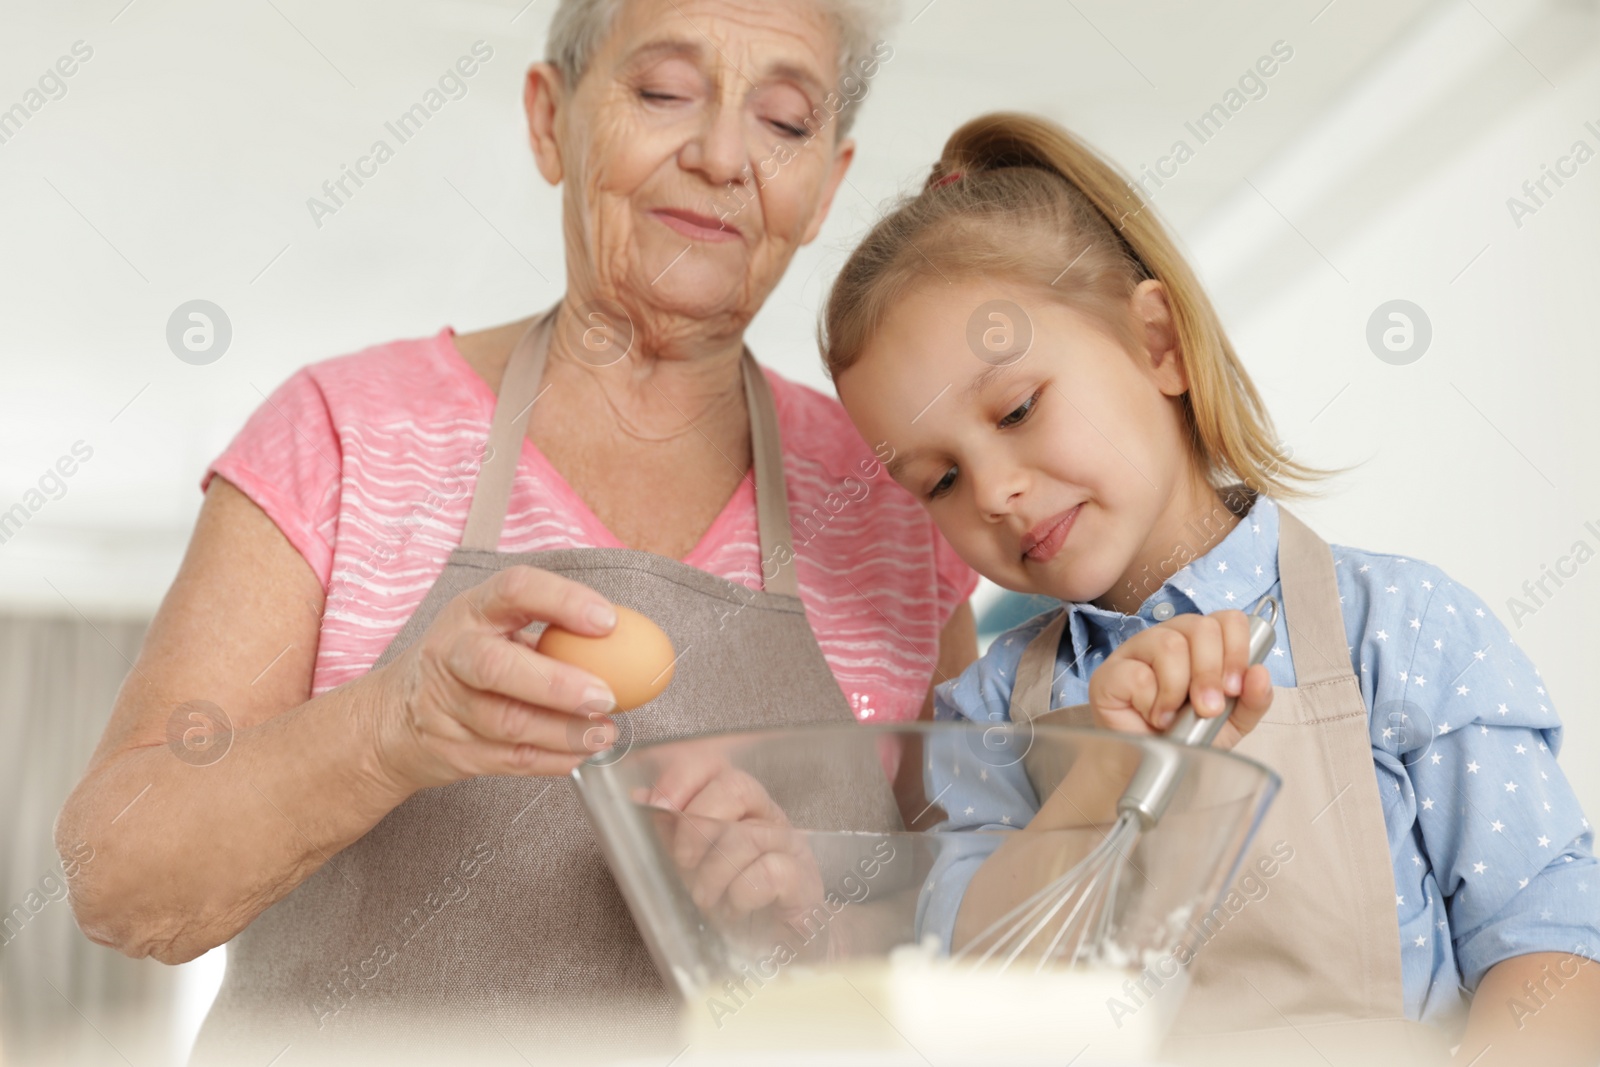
[534,605,676,711]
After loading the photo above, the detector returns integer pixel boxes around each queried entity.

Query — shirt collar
[1068,491,1282,648]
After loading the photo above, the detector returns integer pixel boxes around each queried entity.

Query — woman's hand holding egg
[371,565,651,790]
[1087,609,1273,751]
[534,605,675,712]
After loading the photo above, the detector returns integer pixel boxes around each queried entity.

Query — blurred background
[2,0,1597,1062]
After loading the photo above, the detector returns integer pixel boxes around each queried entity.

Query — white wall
[1190,0,1600,820]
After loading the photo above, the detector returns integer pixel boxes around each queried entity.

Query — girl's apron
[1006,505,1453,1066]
[190,304,867,1064]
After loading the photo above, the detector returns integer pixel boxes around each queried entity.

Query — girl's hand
[643,759,826,928]
[1087,609,1273,751]
[370,565,624,789]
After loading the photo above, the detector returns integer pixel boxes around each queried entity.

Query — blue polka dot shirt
[928,496,1600,1027]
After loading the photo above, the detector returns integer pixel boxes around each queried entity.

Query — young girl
[822,112,1599,1064]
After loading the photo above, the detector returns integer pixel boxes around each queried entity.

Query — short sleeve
[932,526,980,628]
[202,368,342,589]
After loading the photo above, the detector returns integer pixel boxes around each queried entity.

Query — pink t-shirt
[203,327,977,723]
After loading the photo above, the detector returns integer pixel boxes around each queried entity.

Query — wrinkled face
[836,278,1197,604]
[551,0,855,336]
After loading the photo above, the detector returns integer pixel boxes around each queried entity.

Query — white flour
[689,938,1182,1064]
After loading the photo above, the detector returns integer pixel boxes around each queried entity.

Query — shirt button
[1152,602,1175,621]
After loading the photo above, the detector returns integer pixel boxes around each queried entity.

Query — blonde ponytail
[822,111,1325,499]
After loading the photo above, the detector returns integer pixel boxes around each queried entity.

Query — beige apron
[1007,506,1453,1067]
[190,304,871,1065]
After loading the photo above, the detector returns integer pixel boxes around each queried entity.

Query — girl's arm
[1454,952,1600,1065]
[1350,557,1600,1051]
[949,610,1272,953]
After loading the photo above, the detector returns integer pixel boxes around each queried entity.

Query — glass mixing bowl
[573,721,1279,1064]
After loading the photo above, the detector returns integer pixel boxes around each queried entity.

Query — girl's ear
[1131,280,1187,396]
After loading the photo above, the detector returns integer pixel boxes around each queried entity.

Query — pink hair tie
[932,170,964,190]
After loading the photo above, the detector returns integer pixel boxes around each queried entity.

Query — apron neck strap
[1274,505,1352,688]
[460,301,800,597]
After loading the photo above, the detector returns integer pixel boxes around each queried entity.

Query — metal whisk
[955,597,1280,972]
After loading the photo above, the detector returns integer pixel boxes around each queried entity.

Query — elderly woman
[54,0,975,1059]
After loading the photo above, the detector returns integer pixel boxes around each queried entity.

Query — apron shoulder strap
[461,306,560,553]
[741,353,798,598]
[1275,505,1356,688]
[459,304,800,597]
[1007,609,1069,722]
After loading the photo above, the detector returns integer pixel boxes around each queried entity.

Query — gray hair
[544,0,897,139]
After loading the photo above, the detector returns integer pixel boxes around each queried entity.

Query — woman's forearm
[55,668,411,964]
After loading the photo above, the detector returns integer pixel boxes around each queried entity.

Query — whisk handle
[1165,605,1279,746]
[1117,599,1279,829]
